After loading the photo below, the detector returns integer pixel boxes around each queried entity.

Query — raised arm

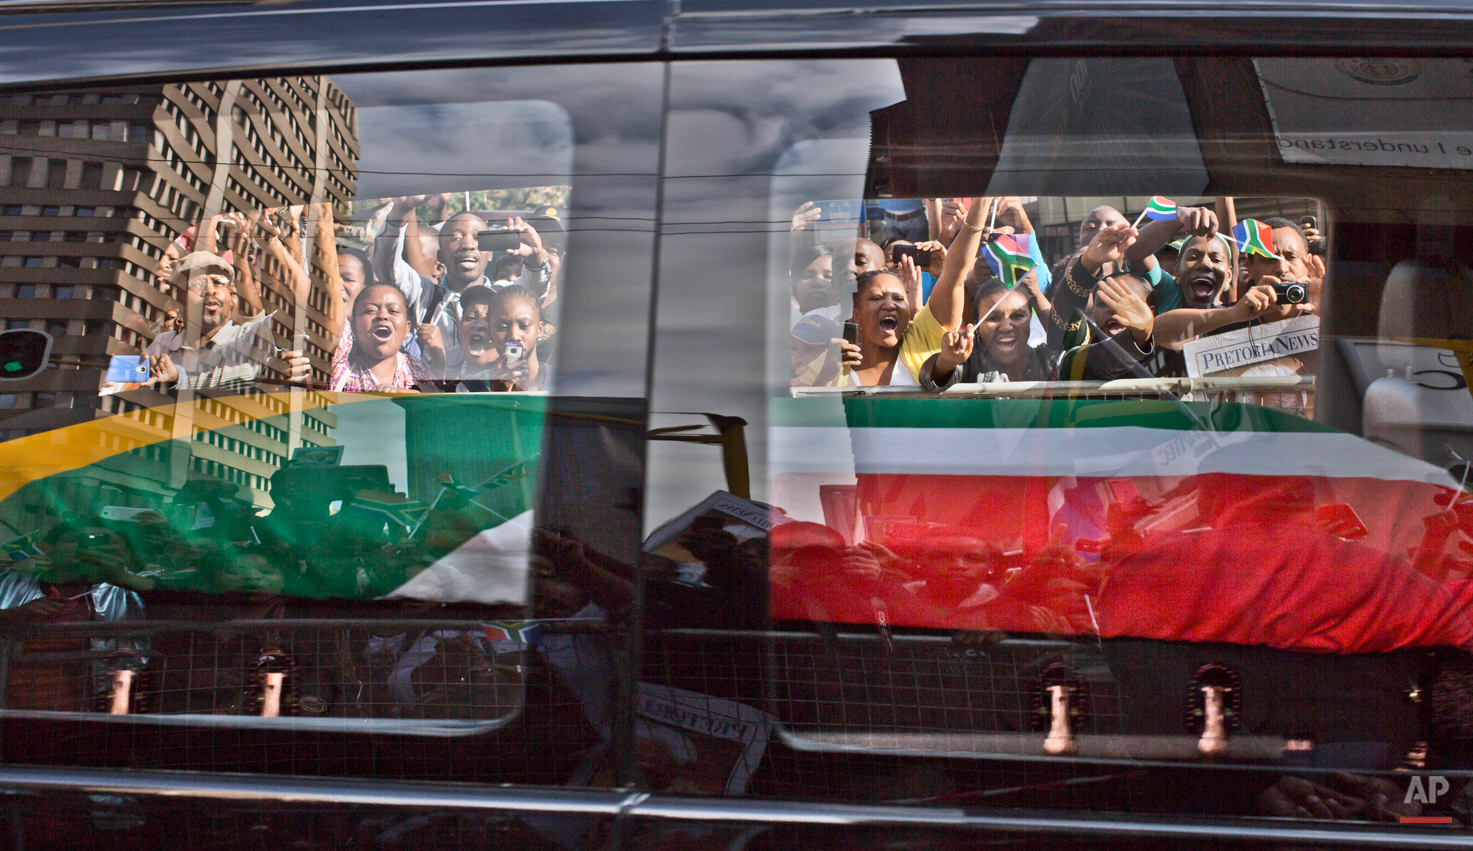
[1124,205,1217,273]
[997,196,1034,235]
[372,196,437,283]
[1045,223,1138,350]
[254,210,312,306]
[400,209,439,280]
[227,214,263,317]
[1019,267,1051,326]
[194,214,220,255]
[1151,284,1277,349]
[927,197,991,331]
[311,202,345,334]
[504,216,551,298]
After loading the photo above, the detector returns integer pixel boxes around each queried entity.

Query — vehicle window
[0,63,660,781]
[644,56,1473,816]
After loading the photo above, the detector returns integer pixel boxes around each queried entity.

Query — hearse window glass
[642,56,1473,810]
[0,74,582,734]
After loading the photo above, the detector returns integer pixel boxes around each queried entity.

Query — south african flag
[483,620,543,650]
[1140,196,1178,222]
[2,531,41,564]
[767,395,1473,654]
[1233,218,1281,260]
[983,233,1037,288]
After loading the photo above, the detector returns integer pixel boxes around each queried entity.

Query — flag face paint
[1233,218,1281,259]
[1142,196,1178,221]
[984,234,1038,288]
[768,396,1473,655]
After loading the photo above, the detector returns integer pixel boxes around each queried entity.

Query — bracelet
[962,220,986,232]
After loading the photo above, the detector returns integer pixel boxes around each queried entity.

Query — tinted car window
[0,63,661,786]
[642,55,1473,823]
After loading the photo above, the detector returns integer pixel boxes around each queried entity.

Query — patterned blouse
[330,352,434,392]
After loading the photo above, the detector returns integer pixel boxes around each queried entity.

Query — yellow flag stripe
[0,389,399,506]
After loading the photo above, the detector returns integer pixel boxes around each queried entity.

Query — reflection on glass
[763,192,1471,772]
[0,77,578,730]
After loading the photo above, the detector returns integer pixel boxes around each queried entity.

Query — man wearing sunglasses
[146,251,310,390]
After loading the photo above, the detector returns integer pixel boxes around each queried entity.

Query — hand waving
[1081,222,1139,274]
[1096,275,1154,343]
[790,202,822,234]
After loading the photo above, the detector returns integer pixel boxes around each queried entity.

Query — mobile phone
[890,244,933,268]
[1300,215,1327,256]
[503,341,524,364]
[841,321,859,347]
[477,227,521,252]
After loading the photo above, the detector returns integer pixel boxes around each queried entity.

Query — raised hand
[834,336,862,372]
[997,196,1033,234]
[790,201,822,234]
[389,195,428,212]
[935,198,967,247]
[1081,222,1139,274]
[253,209,282,244]
[1096,276,1154,343]
[1175,205,1218,238]
[503,216,545,260]
[915,239,947,277]
[897,253,922,310]
[424,193,451,225]
[415,323,446,372]
[148,353,178,387]
[937,323,975,373]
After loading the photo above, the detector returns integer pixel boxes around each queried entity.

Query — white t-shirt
[836,357,918,386]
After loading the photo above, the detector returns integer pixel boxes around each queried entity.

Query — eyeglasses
[185,274,235,294]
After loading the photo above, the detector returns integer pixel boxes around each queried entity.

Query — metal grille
[0,619,554,732]
[766,632,1124,742]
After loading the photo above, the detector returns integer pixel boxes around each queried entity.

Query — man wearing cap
[145,251,310,389]
[790,314,840,387]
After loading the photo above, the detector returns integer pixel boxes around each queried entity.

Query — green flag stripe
[769,397,1338,433]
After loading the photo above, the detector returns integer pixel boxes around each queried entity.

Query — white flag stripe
[771,426,1457,484]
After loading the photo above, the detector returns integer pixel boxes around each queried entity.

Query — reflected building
[0,78,359,535]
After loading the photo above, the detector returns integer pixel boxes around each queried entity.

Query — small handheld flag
[983,234,1038,289]
[483,620,543,651]
[1,532,42,564]
[1233,218,1281,260]
[1130,197,1178,228]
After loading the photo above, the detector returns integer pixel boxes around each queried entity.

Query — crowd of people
[786,196,1326,392]
[139,193,564,394]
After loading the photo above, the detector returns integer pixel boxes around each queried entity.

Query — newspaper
[580,683,771,795]
[1182,315,1319,418]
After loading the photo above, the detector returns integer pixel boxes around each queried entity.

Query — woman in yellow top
[834,197,995,386]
